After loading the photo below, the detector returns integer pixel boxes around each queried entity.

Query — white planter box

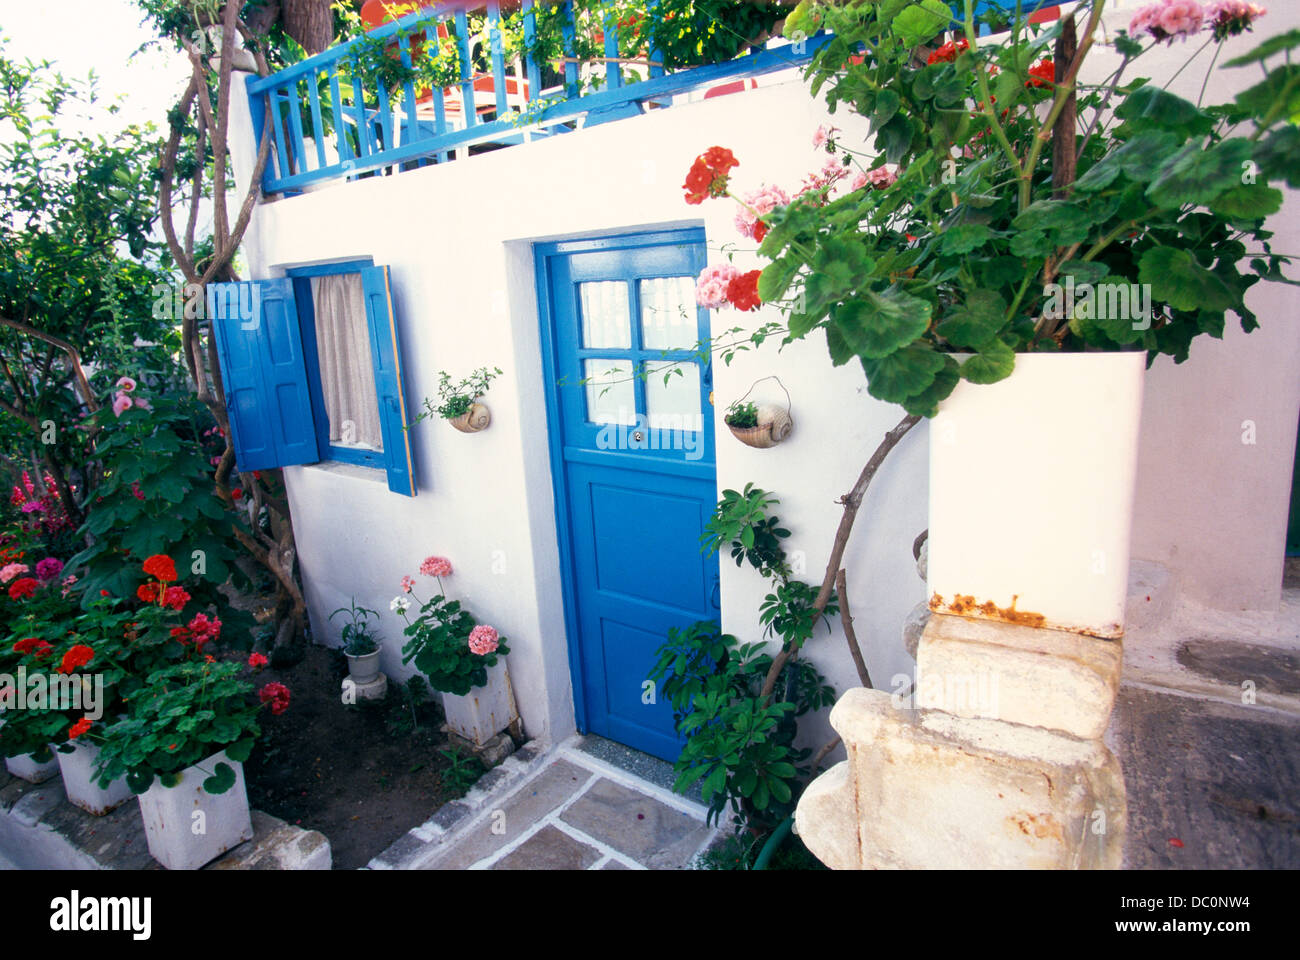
[137,750,254,870]
[4,741,61,783]
[56,740,133,815]
[442,659,513,746]
[928,353,1146,639]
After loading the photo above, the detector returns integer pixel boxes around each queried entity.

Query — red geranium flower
[726,270,763,312]
[258,681,292,716]
[1026,58,1055,88]
[137,583,160,604]
[142,554,177,583]
[69,717,93,739]
[248,652,269,669]
[161,586,191,611]
[13,637,51,659]
[8,577,38,600]
[927,38,969,65]
[683,146,740,205]
[59,644,95,674]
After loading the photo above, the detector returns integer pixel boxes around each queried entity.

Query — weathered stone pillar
[795,613,1127,869]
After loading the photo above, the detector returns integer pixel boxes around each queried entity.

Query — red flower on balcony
[726,270,763,312]
[1026,59,1055,88]
[683,147,740,205]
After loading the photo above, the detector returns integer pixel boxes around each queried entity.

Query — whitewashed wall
[226,3,1300,752]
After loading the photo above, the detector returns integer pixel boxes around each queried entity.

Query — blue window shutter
[359,266,418,496]
[209,279,320,471]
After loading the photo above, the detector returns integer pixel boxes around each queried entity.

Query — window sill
[300,460,386,484]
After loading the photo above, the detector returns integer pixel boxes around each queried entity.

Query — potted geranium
[330,598,383,684]
[89,555,288,869]
[684,0,1290,637]
[416,367,502,433]
[393,555,513,745]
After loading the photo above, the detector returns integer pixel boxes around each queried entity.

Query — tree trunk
[282,0,335,55]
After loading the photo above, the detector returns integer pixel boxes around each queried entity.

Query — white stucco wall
[226,4,1300,752]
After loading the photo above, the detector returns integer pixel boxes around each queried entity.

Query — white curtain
[311,274,384,451]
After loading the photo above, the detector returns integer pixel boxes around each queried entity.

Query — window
[208,261,418,496]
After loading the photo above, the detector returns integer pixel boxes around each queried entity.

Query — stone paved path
[417,738,717,870]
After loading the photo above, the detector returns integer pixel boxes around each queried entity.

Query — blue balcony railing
[245,0,832,194]
[245,0,1061,195]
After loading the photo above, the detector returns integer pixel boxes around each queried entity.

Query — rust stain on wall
[929,592,1047,628]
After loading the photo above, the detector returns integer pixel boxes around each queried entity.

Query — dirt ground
[243,645,468,870]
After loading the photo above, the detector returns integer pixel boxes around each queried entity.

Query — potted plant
[416,366,502,433]
[393,555,514,745]
[330,598,383,684]
[82,554,288,868]
[684,0,1291,637]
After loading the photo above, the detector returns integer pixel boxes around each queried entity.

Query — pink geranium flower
[420,556,453,578]
[115,376,136,392]
[868,166,899,190]
[400,575,415,593]
[468,624,499,656]
[112,392,133,417]
[734,184,790,241]
[695,264,741,309]
[1,563,30,583]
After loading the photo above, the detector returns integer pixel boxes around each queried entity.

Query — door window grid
[576,275,704,430]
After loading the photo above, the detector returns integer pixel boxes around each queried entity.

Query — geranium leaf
[936,289,1006,348]
[1139,247,1233,312]
[859,342,947,403]
[202,761,236,795]
[959,339,1016,385]
[831,288,932,359]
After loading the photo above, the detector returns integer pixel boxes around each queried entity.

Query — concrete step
[0,766,330,870]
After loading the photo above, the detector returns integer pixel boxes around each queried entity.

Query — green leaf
[900,355,960,418]
[1254,127,1300,188]
[859,343,948,404]
[224,737,254,763]
[202,761,237,795]
[941,224,992,256]
[1234,64,1300,121]
[936,289,1006,348]
[1209,184,1283,221]
[831,288,932,359]
[1139,247,1233,312]
[758,257,799,303]
[893,0,952,46]
[1058,260,1109,286]
[1146,139,1256,209]
[1115,84,1214,137]
[1223,28,1300,67]
[959,339,1016,385]
[1011,200,1092,244]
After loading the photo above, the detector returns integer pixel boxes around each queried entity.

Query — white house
[218,0,1300,768]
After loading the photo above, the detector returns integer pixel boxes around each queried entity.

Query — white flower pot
[56,739,133,815]
[442,659,513,746]
[4,749,61,784]
[137,750,254,870]
[345,644,383,685]
[927,352,1146,639]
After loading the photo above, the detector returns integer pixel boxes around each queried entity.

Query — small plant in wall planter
[330,599,383,685]
[418,367,502,434]
[724,378,794,449]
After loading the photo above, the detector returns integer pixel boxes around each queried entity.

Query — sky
[0,0,192,139]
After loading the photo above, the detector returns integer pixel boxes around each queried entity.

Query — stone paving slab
[490,824,601,870]
[560,777,715,870]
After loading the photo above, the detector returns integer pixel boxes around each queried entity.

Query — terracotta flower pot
[448,402,491,433]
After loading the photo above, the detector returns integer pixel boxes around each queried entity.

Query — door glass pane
[579,282,631,349]
[584,359,637,426]
[639,276,698,351]
[645,361,701,431]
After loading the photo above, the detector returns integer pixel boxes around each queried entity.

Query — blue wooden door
[537,229,719,762]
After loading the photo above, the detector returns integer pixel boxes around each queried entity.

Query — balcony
[244,1,832,195]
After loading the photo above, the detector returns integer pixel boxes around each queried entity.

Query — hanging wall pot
[725,377,794,449]
[449,402,491,433]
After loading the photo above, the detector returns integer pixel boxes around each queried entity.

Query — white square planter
[928,353,1146,639]
[137,750,254,870]
[56,740,133,815]
[442,659,514,746]
[4,739,61,783]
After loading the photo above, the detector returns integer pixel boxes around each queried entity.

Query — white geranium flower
[390,596,411,614]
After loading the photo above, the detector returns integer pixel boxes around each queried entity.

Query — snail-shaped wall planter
[448,402,491,433]
[725,377,794,449]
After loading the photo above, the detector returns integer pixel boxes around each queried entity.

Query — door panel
[537,229,718,761]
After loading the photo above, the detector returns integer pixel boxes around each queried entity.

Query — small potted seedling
[330,599,383,684]
[419,367,502,433]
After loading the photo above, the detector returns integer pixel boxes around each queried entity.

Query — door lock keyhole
[632,430,644,443]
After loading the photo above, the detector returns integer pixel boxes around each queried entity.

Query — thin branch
[835,568,872,689]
